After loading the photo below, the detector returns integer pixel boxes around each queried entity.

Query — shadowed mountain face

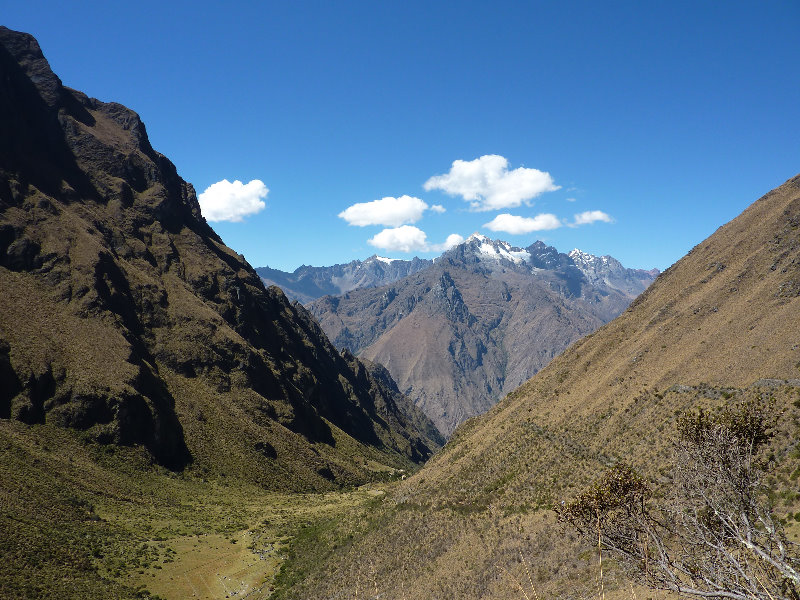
[309,235,658,436]
[0,27,441,487]
[287,177,800,599]
[256,255,433,303]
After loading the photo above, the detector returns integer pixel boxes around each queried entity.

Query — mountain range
[256,255,432,303]
[307,234,658,435]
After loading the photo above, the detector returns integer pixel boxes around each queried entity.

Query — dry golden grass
[276,175,800,599]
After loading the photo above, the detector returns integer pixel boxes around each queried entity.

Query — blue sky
[5,1,799,271]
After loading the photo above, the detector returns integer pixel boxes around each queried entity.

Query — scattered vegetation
[560,400,800,600]
[0,420,399,599]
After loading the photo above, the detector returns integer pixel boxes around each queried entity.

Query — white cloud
[430,204,446,213]
[423,155,560,212]
[338,195,429,227]
[566,197,577,202]
[368,227,464,253]
[483,213,562,235]
[572,210,614,226]
[368,226,430,252]
[198,179,268,223]
[431,233,464,252]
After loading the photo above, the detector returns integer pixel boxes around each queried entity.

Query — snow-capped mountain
[458,233,532,264]
[258,235,658,306]
[569,248,661,297]
[438,234,659,301]
[308,235,659,436]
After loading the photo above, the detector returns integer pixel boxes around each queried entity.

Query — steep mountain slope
[256,255,432,303]
[309,235,658,435]
[0,26,441,491]
[284,175,800,599]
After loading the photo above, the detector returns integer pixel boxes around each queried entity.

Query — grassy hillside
[280,174,800,599]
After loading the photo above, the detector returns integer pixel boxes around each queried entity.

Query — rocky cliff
[0,26,441,489]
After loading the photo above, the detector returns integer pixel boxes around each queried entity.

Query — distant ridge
[309,234,658,435]
[256,255,432,303]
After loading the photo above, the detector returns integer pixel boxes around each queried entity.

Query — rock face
[0,27,441,488]
[256,255,432,303]
[309,234,658,436]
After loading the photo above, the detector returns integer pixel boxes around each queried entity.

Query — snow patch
[466,232,489,243]
[508,249,531,263]
[478,241,530,264]
[569,248,598,265]
[479,242,498,256]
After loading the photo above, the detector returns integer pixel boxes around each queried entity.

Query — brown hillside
[0,26,441,491]
[283,175,800,599]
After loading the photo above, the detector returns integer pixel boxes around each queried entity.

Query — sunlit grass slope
[279,175,800,599]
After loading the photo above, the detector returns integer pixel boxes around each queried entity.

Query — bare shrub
[559,401,800,600]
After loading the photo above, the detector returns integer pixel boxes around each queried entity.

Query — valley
[0,26,435,599]
[1,18,799,600]
[274,172,800,599]
[0,419,395,599]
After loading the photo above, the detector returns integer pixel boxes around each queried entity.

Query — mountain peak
[465,232,490,243]
[568,247,591,259]
[369,255,399,264]
[569,247,611,266]
[310,233,659,436]
[450,234,531,265]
